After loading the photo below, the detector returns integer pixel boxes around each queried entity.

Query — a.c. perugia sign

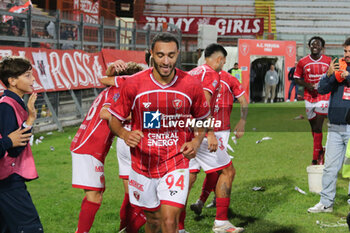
[138,16,264,36]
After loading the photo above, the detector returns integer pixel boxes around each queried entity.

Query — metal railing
[0,6,182,52]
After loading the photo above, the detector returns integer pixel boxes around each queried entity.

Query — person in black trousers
[286,61,298,102]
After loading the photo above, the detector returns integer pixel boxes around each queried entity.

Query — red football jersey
[188,64,221,112]
[70,86,119,162]
[294,54,331,102]
[214,71,245,131]
[108,68,210,178]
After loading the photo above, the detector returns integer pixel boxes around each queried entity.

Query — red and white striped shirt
[214,71,245,131]
[294,54,331,102]
[70,86,118,163]
[108,68,210,178]
[188,64,221,112]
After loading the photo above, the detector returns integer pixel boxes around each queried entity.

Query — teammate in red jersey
[108,32,210,233]
[294,36,331,165]
[71,62,143,233]
[103,61,148,233]
[188,64,247,232]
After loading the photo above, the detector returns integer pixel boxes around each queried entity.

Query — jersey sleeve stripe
[72,119,103,152]
[115,76,119,87]
[108,108,127,121]
[220,80,233,94]
[235,91,245,98]
[203,88,214,95]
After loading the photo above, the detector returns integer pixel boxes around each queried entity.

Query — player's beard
[153,61,176,79]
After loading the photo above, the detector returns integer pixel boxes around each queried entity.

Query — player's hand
[124,130,143,148]
[341,69,349,79]
[327,58,339,77]
[181,139,200,159]
[106,59,127,76]
[26,93,37,126]
[233,119,246,139]
[207,131,218,152]
[8,127,32,147]
[305,83,315,92]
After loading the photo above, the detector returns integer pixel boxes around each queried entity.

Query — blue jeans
[288,80,298,99]
[320,124,350,207]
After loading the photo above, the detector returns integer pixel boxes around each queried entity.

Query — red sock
[127,206,146,233]
[178,210,186,230]
[313,132,323,160]
[200,172,219,203]
[119,193,130,231]
[76,197,101,233]
[215,198,230,221]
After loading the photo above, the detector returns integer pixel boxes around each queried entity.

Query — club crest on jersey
[143,110,161,129]
[113,93,120,102]
[172,99,183,110]
[322,66,327,73]
[133,191,140,201]
[212,80,218,88]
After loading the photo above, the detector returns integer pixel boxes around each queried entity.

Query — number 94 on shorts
[128,168,190,210]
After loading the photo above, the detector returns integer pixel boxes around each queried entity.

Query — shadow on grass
[190,176,303,232]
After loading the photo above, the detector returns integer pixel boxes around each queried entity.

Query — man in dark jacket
[286,61,298,102]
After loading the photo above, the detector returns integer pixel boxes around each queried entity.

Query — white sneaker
[307,202,333,213]
[212,221,244,233]
[294,99,297,102]
[190,199,204,215]
[286,99,290,102]
[264,99,267,103]
[270,100,273,103]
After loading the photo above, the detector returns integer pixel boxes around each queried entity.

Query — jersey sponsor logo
[148,132,179,147]
[133,191,140,201]
[172,99,183,110]
[143,102,151,108]
[95,166,104,172]
[143,110,161,129]
[129,179,144,191]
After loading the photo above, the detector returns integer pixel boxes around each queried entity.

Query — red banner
[139,16,264,36]
[73,0,99,24]
[0,47,146,93]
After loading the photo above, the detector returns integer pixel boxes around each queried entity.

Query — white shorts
[128,168,189,211]
[71,152,105,191]
[116,137,131,179]
[305,100,329,120]
[189,130,232,173]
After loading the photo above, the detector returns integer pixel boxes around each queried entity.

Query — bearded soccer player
[70,62,143,233]
[186,44,244,233]
[294,36,331,165]
[108,32,210,233]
